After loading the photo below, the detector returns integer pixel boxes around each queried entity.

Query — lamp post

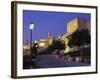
[29,23,34,55]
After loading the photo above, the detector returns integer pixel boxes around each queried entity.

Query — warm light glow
[38,42,46,47]
[38,39,49,47]
[23,44,30,49]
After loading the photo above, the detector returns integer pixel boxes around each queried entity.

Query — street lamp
[29,22,34,55]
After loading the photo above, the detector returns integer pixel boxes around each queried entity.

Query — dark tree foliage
[51,39,66,50]
[47,39,66,53]
[31,43,38,58]
[71,29,90,46]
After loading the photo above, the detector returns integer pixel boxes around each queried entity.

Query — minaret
[48,32,51,38]
[48,32,53,45]
[58,34,61,39]
[26,40,28,44]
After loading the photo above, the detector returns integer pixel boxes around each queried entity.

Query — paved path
[35,54,90,68]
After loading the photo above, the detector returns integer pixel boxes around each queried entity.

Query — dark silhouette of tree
[46,39,65,54]
[51,39,65,50]
[71,29,90,46]
[31,43,38,58]
[69,29,91,62]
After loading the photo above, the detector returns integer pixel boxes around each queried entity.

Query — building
[38,32,54,47]
[67,17,90,32]
[23,17,90,56]
[23,43,30,56]
[61,17,90,39]
[64,17,91,62]
[59,17,90,54]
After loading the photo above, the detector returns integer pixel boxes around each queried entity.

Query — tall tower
[48,32,53,45]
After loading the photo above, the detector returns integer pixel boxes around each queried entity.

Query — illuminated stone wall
[67,18,78,34]
[67,17,90,34]
[78,18,90,31]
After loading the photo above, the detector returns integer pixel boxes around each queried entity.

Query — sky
[23,10,90,43]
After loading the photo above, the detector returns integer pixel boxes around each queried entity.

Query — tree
[47,39,66,54]
[51,39,65,50]
[70,29,90,62]
[31,43,38,58]
[71,29,90,46]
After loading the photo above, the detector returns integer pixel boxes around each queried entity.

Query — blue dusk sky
[23,10,90,43]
